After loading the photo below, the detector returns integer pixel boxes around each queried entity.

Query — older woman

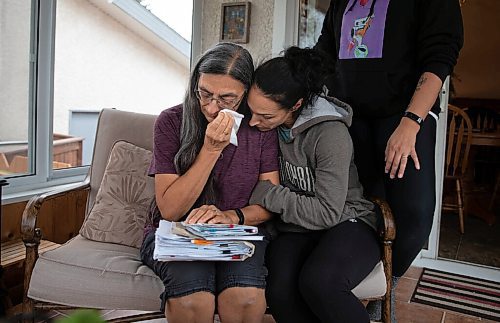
[140,42,279,323]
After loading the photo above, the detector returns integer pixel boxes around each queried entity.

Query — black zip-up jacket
[315,0,464,118]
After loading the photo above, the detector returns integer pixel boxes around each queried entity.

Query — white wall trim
[272,0,299,57]
[421,77,450,259]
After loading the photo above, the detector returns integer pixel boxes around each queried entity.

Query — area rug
[410,268,500,321]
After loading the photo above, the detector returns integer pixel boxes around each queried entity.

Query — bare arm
[384,71,442,179]
[155,113,234,221]
[186,170,280,225]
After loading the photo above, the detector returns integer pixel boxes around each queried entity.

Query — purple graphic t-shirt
[339,0,390,59]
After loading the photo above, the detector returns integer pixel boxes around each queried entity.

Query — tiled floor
[21,266,497,323]
[439,193,500,268]
[393,267,498,323]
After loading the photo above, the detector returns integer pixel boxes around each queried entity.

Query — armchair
[21,108,395,322]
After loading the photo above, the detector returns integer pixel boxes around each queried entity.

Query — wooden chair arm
[21,179,90,245]
[22,179,90,314]
[369,196,395,323]
[370,197,396,242]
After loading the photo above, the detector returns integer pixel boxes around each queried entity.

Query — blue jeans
[140,230,269,313]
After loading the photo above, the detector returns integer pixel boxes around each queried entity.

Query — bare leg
[217,287,266,323]
[166,291,215,323]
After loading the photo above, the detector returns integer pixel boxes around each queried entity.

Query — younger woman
[247,47,380,322]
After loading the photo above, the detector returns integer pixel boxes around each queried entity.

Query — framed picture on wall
[220,2,251,44]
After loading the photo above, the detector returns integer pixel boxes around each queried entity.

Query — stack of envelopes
[153,220,263,261]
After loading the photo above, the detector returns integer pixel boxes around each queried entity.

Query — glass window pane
[0,0,34,177]
[52,0,191,170]
[298,0,329,48]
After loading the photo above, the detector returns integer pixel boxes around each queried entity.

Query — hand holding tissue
[220,109,244,146]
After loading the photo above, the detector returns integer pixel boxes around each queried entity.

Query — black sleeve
[417,0,464,82]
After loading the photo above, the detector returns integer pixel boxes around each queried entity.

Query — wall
[197,0,500,101]
[453,0,500,99]
[53,0,189,134]
[199,0,274,64]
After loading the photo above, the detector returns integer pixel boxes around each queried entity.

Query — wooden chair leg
[0,266,13,317]
[381,240,392,323]
[488,173,500,211]
[382,296,391,323]
[456,179,465,234]
[22,231,41,323]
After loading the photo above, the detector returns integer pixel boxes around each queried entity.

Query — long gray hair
[174,42,254,206]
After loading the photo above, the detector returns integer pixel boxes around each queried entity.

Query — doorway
[436,0,500,270]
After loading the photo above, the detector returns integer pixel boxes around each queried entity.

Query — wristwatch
[403,111,423,127]
[235,208,245,225]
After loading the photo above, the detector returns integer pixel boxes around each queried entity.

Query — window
[1,0,191,197]
[298,0,329,47]
[0,0,36,178]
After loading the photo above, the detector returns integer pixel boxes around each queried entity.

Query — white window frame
[3,0,193,202]
[3,0,87,202]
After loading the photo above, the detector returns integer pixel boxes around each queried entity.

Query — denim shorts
[140,229,269,312]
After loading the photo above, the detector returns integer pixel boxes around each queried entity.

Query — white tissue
[220,109,244,146]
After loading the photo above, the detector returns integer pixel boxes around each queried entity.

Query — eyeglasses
[195,88,244,110]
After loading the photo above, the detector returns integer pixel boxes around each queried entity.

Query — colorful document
[153,221,261,262]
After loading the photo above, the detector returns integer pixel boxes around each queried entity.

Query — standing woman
[248,46,380,323]
[140,42,279,323]
[314,1,463,319]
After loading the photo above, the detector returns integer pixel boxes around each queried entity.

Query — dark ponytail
[253,46,334,114]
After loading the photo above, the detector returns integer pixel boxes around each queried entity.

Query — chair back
[445,104,473,177]
[465,106,499,133]
[86,109,157,216]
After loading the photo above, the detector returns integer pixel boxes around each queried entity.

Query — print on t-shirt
[339,0,390,59]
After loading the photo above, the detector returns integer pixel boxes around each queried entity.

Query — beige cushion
[352,261,387,299]
[28,235,163,311]
[27,237,384,310]
[80,141,154,248]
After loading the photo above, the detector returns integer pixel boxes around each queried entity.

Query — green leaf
[54,309,106,323]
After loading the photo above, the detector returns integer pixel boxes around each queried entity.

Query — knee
[166,293,214,316]
[218,288,265,322]
[218,287,264,314]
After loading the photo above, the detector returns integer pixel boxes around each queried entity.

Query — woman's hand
[384,118,421,179]
[204,112,234,153]
[185,205,238,224]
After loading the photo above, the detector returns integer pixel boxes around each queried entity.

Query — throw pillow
[80,140,154,248]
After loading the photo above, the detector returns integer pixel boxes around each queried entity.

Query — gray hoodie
[250,95,378,232]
